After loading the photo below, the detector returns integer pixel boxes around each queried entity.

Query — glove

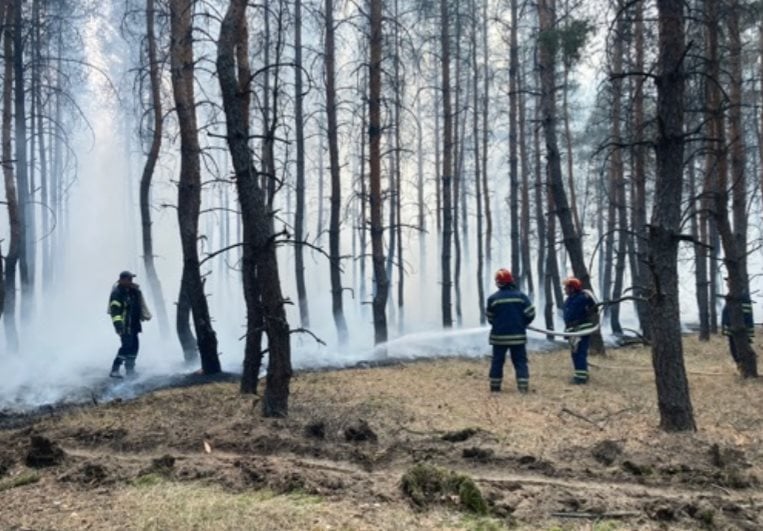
[568,336,581,352]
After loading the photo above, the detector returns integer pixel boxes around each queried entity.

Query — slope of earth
[0,334,761,530]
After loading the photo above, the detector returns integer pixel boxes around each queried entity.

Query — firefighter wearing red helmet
[563,276,598,384]
[485,268,535,393]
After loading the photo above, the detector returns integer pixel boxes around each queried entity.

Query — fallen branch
[551,511,640,519]
[559,408,604,431]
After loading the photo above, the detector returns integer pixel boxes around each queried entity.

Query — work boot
[569,377,588,385]
[490,378,502,392]
[517,385,529,394]
[109,369,123,379]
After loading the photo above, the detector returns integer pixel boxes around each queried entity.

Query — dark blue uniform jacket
[486,285,535,345]
[563,290,597,332]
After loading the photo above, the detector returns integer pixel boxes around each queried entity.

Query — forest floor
[1,334,762,530]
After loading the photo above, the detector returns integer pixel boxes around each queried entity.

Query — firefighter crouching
[109,271,152,378]
[486,268,536,393]
[562,277,598,385]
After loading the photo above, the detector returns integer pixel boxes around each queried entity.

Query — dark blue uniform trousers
[112,332,140,374]
[489,344,529,391]
[571,335,590,383]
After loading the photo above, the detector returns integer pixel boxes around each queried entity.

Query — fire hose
[526,322,601,338]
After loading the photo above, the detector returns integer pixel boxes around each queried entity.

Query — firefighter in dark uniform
[109,271,151,378]
[486,268,536,393]
[721,278,754,372]
[562,277,597,384]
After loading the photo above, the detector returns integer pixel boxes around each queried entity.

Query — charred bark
[140,0,171,339]
[440,0,453,328]
[368,0,388,344]
[324,0,348,345]
[648,0,695,431]
[293,0,309,328]
[218,0,293,413]
[2,0,19,351]
[537,0,604,353]
[169,0,220,374]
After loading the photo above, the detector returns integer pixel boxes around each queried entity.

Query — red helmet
[495,268,513,287]
[563,276,582,291]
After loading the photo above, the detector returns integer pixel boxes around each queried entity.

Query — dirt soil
[1,334,762,530]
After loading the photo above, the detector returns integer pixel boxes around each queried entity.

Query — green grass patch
[401,463,489,515]
[0,471,41,492]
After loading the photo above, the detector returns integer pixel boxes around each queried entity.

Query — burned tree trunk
[509,0,520,282]
[169,0,220,374]
[519,68,534,296]
[631,1,650,339]
[481,0,492,275]
[13,0,31,322]
[537,0,604,353]
[609,11,627,336]
[472,0,485,324]
[368,0,388,344]
[706,0,757,378]
[440,0,453,328]
[324,0,348,345]
[2,0,19,351]
[293,0,309,328]
[140,0,170,339]
[218,0,293,414]
[647,0,695,431]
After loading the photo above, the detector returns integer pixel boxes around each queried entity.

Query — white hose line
[527,322,602,338]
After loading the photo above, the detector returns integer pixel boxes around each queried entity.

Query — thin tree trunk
[759,18,763,213]
[140,0,170,339]
[708,0,757,378]
[519,67,534,296]
[509,0,520,281]
[481,0,492,275]
[632,1,650,338]
[34,0,50,296]
[393,0,404,325]
[726,2,748,288]
[534,79,546,319]
[452,7,463,326]
[13,0,31,323]
[368,0,388,344]
[293,0,309,328]
[609,9,627,335]
[170,0,221,374]
[358,67,368,311]
[472,0,485,324]
[537,0,604,353]
[440,0,453,328]
[218,0,293,413]
[562,60,581,235]
[324,0,348,345]
[689,157,709,340]
[2,0,19,351]
[648,0,695,431]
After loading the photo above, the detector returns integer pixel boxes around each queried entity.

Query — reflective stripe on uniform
[112,315,125,323]
[110,300,123,308]
[490,334,526,345]
[524,305,535,316]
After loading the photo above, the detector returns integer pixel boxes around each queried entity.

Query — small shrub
[401,463,488,515]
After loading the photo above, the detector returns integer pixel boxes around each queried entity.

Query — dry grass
[294,333,763,466]
[0,333,761,530]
